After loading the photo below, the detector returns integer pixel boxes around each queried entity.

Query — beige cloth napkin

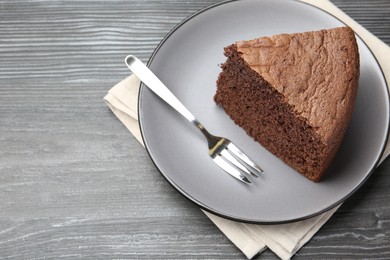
[104,0,390,259]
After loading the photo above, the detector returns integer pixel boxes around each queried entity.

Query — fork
[125,55,264,184]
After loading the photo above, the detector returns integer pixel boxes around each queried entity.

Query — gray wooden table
[0,0,389,259]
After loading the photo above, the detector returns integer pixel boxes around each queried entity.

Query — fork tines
[227,143,264,176]
[215,142,264,184]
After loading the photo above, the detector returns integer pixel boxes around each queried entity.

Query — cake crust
[214,27,359,182]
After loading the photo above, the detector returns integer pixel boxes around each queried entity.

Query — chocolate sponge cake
[214,27,360,182]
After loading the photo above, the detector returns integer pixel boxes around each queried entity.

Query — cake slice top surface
[236,27,359,143]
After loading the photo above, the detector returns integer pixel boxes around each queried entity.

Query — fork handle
[125,55,198,124]
[125,55,215,141]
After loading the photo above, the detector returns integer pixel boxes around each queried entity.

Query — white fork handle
[125,55,197,124]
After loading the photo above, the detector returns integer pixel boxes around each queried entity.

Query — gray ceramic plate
[138,0,389,223]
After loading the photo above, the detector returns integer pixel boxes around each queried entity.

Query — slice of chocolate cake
[214,27,359,182]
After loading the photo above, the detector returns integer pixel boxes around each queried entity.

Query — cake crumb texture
[215,27,359,182]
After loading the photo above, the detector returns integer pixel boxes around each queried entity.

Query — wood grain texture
[0,0,389,259]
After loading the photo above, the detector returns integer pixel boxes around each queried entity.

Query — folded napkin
[104,0,390,258]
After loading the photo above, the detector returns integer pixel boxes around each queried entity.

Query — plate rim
[137,0,390,224]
